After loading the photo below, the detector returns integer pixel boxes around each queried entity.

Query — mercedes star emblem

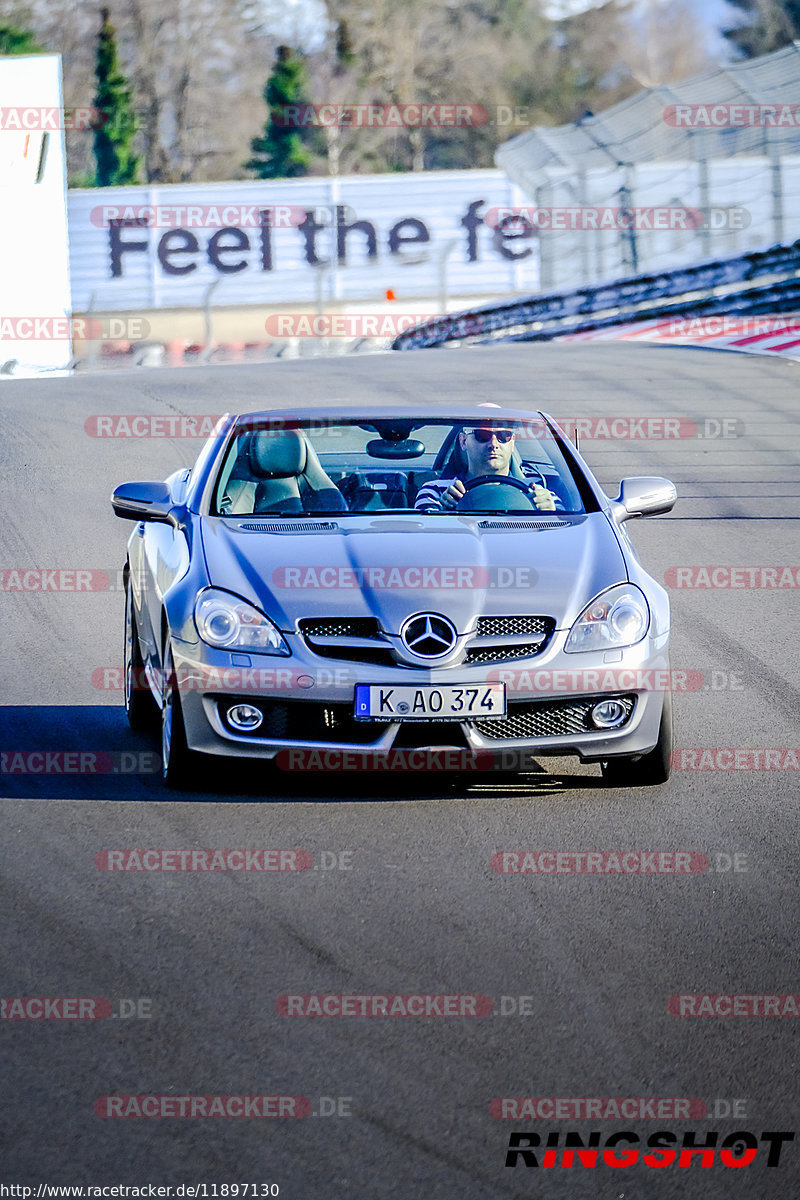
[400,613,458,658]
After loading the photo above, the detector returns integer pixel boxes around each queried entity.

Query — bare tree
[21,0,278,183]
[624,0,717,87]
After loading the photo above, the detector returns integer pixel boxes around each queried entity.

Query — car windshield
[210,417,588,517]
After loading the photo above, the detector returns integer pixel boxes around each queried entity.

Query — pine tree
[93,8,140,186]
[246,45,315,179]
[724,0,800,57]
[0,25,43,55]
[335,20,356,69]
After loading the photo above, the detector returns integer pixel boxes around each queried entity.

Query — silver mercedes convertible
[112,406,677,788]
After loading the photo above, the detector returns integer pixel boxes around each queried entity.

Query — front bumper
[172,626,670,767]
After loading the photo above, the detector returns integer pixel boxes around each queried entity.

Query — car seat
[248,429,348,514]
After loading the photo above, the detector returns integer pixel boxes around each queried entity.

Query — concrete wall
[67,171,539,312]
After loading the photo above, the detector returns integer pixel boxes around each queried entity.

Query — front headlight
[564,584,649,653]
[194,588,290,655]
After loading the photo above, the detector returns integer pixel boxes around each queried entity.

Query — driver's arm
[520,463,563,511]
[440,479,465,509]
[442,478,558,510]
[414,477,463,511]
[530,483,558,512]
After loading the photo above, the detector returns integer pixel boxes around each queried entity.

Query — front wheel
[600,691,673,788]
[124,573,158,731]
[161,641,200,789]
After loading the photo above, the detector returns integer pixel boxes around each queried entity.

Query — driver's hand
[531,484,557,512]
[441,479,466,509]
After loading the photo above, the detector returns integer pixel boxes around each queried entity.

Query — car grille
[465,615,555,664]
[297,614,555,667]
[300,617,381,639]
[475,615,551,639]
[474,696,635,740]
[299,617,396,666]
[465,643,546,665]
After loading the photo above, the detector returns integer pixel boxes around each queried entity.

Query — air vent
[477,520,567,530]
[300,618,381,639]
[465,643,545,665]
[475,615,550,638]
[238,521,339,533]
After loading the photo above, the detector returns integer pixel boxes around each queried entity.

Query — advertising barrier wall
[67,172,538,312]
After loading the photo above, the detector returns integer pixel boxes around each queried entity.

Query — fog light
[227,703,263,731]
[590,699,628,729]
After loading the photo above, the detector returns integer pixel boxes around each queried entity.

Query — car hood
[199,513,628,634]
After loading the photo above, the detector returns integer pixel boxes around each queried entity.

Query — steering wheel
[455,474,537,512]
[462,474,535,496]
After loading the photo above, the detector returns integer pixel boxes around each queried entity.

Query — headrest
[248,429,307,479]
[444,434,468,477]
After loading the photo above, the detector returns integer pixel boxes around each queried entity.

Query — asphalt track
[2,342,800,1198]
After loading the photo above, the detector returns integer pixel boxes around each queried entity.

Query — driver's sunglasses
[465,427,514,444]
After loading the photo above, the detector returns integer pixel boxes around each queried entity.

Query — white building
[0,54,72,373]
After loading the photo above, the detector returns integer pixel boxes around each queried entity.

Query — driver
[414,423,560,511]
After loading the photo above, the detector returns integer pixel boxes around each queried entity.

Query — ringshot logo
[504,1129,794,1168]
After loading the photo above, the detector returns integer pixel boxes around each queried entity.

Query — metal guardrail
[390,240,800,350]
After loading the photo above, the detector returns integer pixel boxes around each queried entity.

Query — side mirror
[111,481,181,524]
[611,477,677,521]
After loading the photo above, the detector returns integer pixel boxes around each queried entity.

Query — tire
[161,641,200,789]
[600,691,673,788]
[124,573,158,732]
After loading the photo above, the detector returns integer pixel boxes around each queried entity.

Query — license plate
[355,683,506,721]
